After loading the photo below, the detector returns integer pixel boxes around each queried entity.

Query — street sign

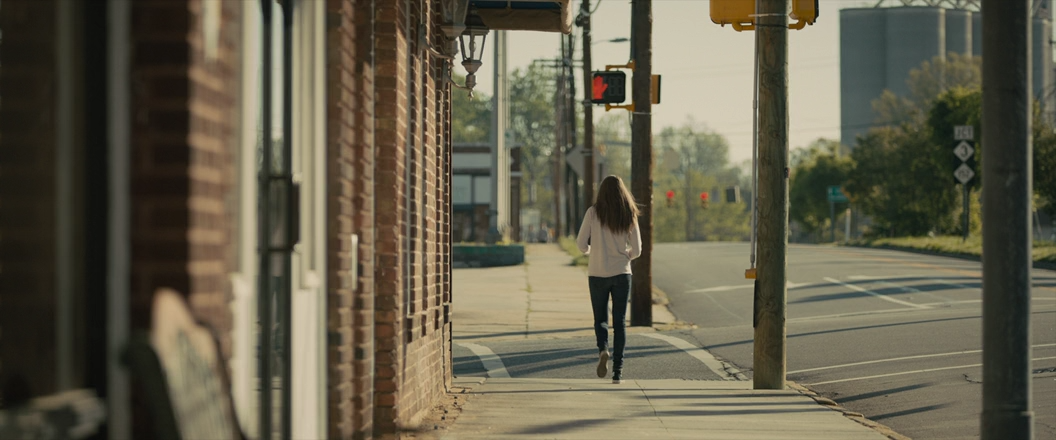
[953,140,974,162]
[565,143,584,177]
[826,185,848,203]
[954,125,974,141]
[954,163,975,184]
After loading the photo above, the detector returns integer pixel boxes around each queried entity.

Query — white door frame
[290,1,328,438]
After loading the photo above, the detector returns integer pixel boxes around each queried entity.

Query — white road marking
[789,343,1056,374]
[823,277,930,309]
[789,308,925,322]
[684,284,753,293]
[458,342,510,378]
[685,281,808,294]
[640,333,744,381]
[806,356,1056,386]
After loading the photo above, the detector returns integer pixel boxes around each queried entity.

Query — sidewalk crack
[636,380,671,434]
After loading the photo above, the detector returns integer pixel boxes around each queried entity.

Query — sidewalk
[439,244,892,439]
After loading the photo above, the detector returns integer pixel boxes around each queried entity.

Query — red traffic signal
[700,192,709,201]
[591,71,626,104]
[666,190,675,199]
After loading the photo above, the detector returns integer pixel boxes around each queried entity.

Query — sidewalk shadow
[453,327,593,340]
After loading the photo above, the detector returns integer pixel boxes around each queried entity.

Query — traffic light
[666,190,675,208]
[710,0,754,31]
[725,186,742,203]
[591,71,626,104]
[790,0,819,29]
[700,192,710,209]
[710,0,818,31]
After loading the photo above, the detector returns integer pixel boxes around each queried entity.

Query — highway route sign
[953,141,974,162]
[954,163,975,184]
[827,185,848,203]
[954,125,974,141]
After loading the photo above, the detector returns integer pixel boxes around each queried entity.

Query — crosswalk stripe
[458,342,510,378]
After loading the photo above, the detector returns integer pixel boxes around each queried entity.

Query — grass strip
[557,236,589,267]
[851,236,1056,264]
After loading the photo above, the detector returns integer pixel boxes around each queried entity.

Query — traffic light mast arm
[601,61,636,112]
[605,60,635,72]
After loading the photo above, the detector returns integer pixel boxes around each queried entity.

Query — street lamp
[459,10,489,96]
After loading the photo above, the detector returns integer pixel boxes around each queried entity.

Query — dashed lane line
[789,343,1056,374]
[640,333,745,381]
[823,277,930,309]
[458,342,510,378]
[805,356,1056,386]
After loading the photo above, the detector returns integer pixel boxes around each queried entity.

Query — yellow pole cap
[745,268,757,279]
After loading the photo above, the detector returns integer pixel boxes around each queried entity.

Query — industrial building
[840,2,1054,147]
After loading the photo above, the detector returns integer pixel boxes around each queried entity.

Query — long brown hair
[594,175,639,233]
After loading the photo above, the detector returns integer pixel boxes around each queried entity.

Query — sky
[467,0,878,165]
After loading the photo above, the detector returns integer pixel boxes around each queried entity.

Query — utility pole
[981,0,1033,437]
[629,0,653,326]
[554,40,566,239]
[753,0,789,390]
[489,30,508,243]
[566,32,579,236]
[580,0,596,207]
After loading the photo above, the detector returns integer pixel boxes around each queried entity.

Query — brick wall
[128,0,238,349]
[372,0,452,434]
[0,0,60,402]
[350,0,379,437]
[325,0,378,438]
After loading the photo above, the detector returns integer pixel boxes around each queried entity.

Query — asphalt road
[653,242,1056,440]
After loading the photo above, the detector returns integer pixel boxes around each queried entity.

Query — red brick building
[0,0,569,438]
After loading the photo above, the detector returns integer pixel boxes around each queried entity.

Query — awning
[469,0,573,34]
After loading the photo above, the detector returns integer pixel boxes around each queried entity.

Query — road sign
[954,163,975,184]
[954,125,974,141]
[826,185,848,203]
[953,140,974,162]
[565,143,584,177]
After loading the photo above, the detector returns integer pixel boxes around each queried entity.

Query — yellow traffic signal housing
[790,0,819,30]
[710,0,755,31]
[710,0,818,31]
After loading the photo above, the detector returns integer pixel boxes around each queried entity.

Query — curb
[786,381,911,440]
[846,243,1056,271]
[650,284,698,331]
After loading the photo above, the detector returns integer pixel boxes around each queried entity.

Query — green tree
[789,139,854,238]
[652,120,750,242]
[1033,107,1056,216]
[510,64,560,226]
[871,53,982,127]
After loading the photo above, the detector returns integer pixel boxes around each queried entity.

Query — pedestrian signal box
[710,0,818,31]
[591,71,626,104]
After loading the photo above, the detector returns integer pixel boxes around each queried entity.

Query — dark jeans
[588,274,631,369]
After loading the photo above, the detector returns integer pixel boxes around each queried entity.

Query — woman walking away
[575,175,642,384]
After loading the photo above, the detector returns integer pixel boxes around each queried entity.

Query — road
[652,242,1056,440]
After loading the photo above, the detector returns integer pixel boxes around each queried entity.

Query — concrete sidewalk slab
[442,244,893,439]
[453,244,677,344]
[442,378,887,440]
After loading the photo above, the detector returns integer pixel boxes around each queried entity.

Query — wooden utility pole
[566,32,579,235]
[629,0,653,326]
[981,0,1033,437]
[554,41,566,238]
[753,0,788,390]
[580,0,596,206]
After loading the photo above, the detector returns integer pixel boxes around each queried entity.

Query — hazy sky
[469,0,877,164]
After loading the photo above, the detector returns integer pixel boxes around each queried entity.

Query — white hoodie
[575,206,643,277]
